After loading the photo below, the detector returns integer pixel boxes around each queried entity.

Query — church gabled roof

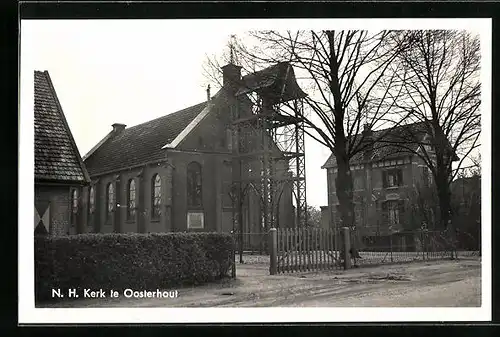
[84,102,207,176]
[34,70,90,184]
[83,90,228,176]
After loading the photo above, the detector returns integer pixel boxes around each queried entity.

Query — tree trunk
[436,173,452,230]
[335,150,354,229]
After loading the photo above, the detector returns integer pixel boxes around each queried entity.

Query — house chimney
[112,123,126,135]
[221,63,242,94]
[206,84,211,103]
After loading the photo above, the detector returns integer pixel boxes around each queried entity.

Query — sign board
[187,211,204,229]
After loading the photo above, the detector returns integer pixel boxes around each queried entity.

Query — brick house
[320,122,458,250]
[80,62,295,235]
[34,70,91,236]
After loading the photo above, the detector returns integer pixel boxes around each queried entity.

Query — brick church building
[78,62,296,235]
[34,70,91,236]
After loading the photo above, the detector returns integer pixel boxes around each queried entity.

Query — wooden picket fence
[276,228,343,274]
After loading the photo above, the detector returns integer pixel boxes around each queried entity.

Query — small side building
[34,70,91,236]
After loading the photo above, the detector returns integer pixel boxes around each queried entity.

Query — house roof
[83,98,212,176]
[34,70,90,184]
[321,122,431,169]
[236,62,307,104]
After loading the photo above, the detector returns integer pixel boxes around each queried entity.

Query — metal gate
[276,228,343,273]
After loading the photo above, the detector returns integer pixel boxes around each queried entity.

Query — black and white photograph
[19,18,491,323]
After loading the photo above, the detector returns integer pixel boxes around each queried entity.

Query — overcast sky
[21,19,489,208]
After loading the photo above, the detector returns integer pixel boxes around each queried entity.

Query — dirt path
[40,258,481,308]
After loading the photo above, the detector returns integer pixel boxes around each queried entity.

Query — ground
[39,257,481,308]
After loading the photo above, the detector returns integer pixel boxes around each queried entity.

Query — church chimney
[206,84,211,103]
[112,123,126,135]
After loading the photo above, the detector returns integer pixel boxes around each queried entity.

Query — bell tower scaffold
[228,61,308,238]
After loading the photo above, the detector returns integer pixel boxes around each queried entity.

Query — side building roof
[34,70,90,184]
[321,122,435,169]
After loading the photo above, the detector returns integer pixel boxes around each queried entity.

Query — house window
[151,174,162,220]
[421,166,432,187]
[353,174,363,190]
[187,161,203,208]
[127,179,136,221]
[70,189,78,226]
[354,204,364,227]
[187,211,204,229]
[227,129,233,151]
[107,183,115,221]
[383,168,403,188]
[383,200,405,226]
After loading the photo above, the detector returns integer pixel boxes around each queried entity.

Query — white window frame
[187,211,204,229]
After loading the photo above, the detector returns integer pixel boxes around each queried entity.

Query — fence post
[342,227,351,269]
[269,227,278,275]
[421,229,425,261]
[390,234,394,263]
[231,231,236,278]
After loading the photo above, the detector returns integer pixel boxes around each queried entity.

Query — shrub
[35,232,234,303]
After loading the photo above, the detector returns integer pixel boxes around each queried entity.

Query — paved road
[40,258,481,308]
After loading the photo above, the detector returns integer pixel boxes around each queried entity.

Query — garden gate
[271,227,346,274]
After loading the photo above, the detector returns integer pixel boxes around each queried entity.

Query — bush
[35,232,234,302]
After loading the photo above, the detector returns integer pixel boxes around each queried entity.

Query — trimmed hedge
[35,232,234,302]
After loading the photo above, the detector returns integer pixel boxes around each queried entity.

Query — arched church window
[107,182,114,221]
[151,174,162,220]
[70,189,78,226]
[187,162,203,208]
[127,179,136,221]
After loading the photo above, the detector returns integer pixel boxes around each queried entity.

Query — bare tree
[305,205,321,228]
[386,30,481,230]
[204,31,410,233]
